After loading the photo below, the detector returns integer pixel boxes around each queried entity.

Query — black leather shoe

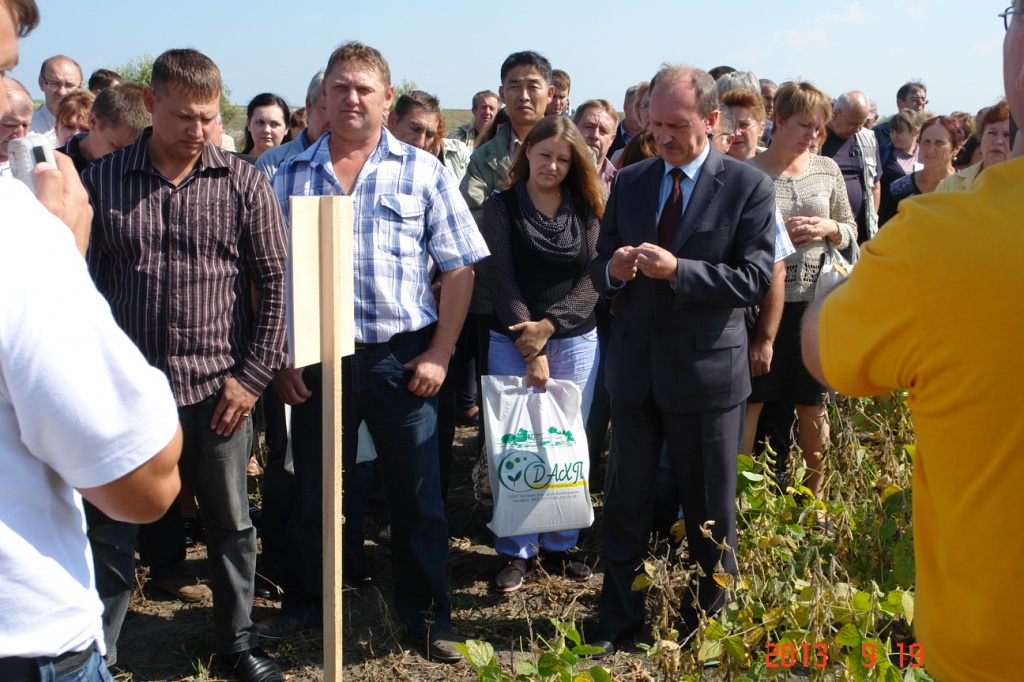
[586,629,637,659]
[232,647,282,682]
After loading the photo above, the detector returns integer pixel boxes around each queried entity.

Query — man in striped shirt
[81,49,287,682]
[271,41,488,663]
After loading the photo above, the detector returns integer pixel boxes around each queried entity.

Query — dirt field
[114,425,625,682]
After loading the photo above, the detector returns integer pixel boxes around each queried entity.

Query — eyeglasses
[1000,6,1024,30]
[40,76,82,91]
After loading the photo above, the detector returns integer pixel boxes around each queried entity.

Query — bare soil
[113,425,623,682]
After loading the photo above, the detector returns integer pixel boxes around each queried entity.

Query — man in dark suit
[589,64,776,655]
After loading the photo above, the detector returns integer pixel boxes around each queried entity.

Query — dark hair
[242,92,292,154]
[91,82,150,138]
[6,0,39,37]
[88,68,122,92]
[896,80,926,101]
[474,107,509,148]
[919,115,964,149]
[290,107,307,129]
[505,114,605,218]
[499,51,552,87]
[650,65,719,118]
[617,129,658,169]
[325,41,390,87]
[708,65,736,81]
[472,90,498,110]
[393,90,440,121]
[151,49,221,100]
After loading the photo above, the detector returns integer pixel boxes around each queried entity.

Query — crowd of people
[3,1,1024,681]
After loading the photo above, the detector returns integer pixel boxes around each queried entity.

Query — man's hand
[608,245,640,284]
[749,337,774,377]
[35,152,93,257]
[634,242,678,281]
[210,377,259,436]
[525,355,550,391]
[510,318,555,360]
[273,367,312,405]
[785,216,840,249]
[404,346,450,397]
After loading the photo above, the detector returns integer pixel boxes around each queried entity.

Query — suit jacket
[591,146,776,413]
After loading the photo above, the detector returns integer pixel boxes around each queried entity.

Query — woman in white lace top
[743,81,856,501]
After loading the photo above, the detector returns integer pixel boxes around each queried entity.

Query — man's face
[472,95,498,132]
[87,118,138,159]
[306,96,330,140]
[499,65,552,132]
[38,58,83,114]
[0,102,31,161]
[711,114,734,154]
[649,82,715,168]
[144,84,220,162]
[829,106,867,139]
[575,107,615,164]
[322,61,393,142]
[387,104,440,152]
[622,92,639,131]
[546,87,569,116]
[761,84,777,121]
[897,86,927,113]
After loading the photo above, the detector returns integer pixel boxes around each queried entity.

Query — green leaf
[851,591,872,613]
[564,624,582,647]
[572,645,607,657]
[460,640,497,668]
[740,471,765,482]
[902,591,915,626]
[834,623,862,647]
[631,573,653,590]
[585,666,613,682]
[723,635,746,660]
[515,660,539,676]
[537,652,562,676]
[697,637,722,662]
[703,619,726,640]
[737,453,756,473]
[883,664,904,682]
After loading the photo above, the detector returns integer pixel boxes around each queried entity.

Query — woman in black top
[480,114,605,593]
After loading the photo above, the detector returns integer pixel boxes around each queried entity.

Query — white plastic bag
[482,375,594,538]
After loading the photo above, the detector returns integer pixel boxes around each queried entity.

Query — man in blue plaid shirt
[271,42,488,663]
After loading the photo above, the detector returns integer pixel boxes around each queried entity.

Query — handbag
[815,239,859,298]
[481,375,594,538]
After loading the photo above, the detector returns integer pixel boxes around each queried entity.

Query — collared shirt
[255,128,319,182]
[59,132,92,174]
[82,128,289,406]
[772,206,796,264]
[272,128,489,344]
[598,156,617,198]
[657,142,711,221]
[29,107,59,149]
[0,161,10,177]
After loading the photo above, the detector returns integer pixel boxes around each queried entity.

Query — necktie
[657,167,684,249]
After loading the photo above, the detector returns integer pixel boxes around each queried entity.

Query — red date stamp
[766,642,924,668]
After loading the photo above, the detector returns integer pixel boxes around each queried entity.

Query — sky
[10,1,1009,119]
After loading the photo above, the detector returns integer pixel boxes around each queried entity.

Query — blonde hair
[772,81,832,127]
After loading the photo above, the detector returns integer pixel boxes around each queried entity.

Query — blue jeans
[177,393,258,654]
[488,330,598,559]
[20,650,112,682]
[83,510,136,666]
[287,327,452,634]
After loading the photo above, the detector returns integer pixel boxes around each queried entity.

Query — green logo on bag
[500,427,576,448]
[497,450,586,492]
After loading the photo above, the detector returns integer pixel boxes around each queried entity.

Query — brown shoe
[151,574,211,602]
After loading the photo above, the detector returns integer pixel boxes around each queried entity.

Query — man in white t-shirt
[0,2,182,680]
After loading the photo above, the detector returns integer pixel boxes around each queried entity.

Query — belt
[0,646,95,681]
[353,329,417,351]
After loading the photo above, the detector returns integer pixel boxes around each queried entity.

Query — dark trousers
[585,300,613,490]
[599,397,741,636]
[284,327,452,635]
[258,384,294,585]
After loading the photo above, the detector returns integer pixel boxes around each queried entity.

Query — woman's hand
[784,216,840,248]
[525,355,550,391]
[510,318,556,360]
